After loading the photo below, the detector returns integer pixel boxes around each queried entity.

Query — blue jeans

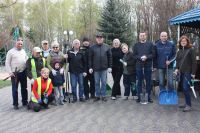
[180,73,191,106]
[158,68,174,90]
[136,66,152,100]
[11,70,27,106]
[54,86,64,104]
[70,73,84,100]
[94,70,107,97]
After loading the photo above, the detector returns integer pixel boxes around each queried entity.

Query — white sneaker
[123,96,128,100]
[133,96,138,100]
[111,97,116,100]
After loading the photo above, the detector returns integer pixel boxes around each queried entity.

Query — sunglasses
[53,47,58,49]
[96,36,103,38]
[43,43,48,45]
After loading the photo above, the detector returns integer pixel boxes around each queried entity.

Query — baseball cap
[33,47,41,52]
[96,32,103,37]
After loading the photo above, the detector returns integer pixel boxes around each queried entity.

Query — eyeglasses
[53,47,58,49]
[96,36,103,38]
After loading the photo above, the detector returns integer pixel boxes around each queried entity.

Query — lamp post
[69,30,73,47]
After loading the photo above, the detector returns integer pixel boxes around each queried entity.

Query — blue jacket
[154,40,176,69]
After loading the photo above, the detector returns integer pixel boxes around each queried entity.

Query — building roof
[169,7,200,27]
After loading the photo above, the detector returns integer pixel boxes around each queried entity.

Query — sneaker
[90,95,95,99]
[23,103,28,106]
[136,99,140,103]
[123,96,128,100]
[102,97,107,102]
[93,97,100,102]
[85,97,89,100]
[60,101,64,105]
[133,96,138,100]
[72,99,77,103]
[111,96,116,100]
[183,105,192,112]
[79,98,85,102]
[148,99,153,103]
[116,95,121,98]
[63,98,68,102]
[179,104,186,108]
[13,105,19,110]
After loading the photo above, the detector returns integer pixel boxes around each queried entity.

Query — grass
[0,80,11,89]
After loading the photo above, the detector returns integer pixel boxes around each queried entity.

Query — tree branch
[0,0,17,8]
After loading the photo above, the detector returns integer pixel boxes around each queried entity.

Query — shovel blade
[190,86,197,98]
[159,90,178,105]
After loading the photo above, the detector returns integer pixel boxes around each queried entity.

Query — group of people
[5,31,197,112]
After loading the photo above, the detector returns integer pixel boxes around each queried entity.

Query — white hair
[72,39,80,45]
[113,38,121,45]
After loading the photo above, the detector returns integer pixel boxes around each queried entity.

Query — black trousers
[83,73,95,98]
[123,74,137,96]
[11,70,27,106]
[111,67,123,97]
[28,95,49,112]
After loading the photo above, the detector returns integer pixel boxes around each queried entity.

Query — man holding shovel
[154,32,176,92]
[5,38,28,109]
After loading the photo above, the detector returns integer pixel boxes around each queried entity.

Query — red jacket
[32,78,53,100]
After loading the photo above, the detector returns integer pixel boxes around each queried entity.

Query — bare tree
[0,0,17,8]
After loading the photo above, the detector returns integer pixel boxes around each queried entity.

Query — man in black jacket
[80,37,95,100]
[133,32,155,103]
[89,33,112,102]
[67,39,87,103]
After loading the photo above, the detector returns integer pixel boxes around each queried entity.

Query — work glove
[31,79,35,85]
[119,59,127,66]
[38,98,42,104]
[83,72,87,77]
[89,69,93,74]
[191,74,195,79]
[64,54,68,59]
[108,68,112,73]
[43,97,48,104]
[43,93,48,104]
[51,69,57,76]
[141,55,147,61]
[174,69,179,75]
[60,68,64,74]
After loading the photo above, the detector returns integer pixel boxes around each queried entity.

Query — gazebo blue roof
[169,7,200,26]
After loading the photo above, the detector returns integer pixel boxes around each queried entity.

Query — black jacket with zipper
[89,43,112,71]
[123,51,136,75]
[67,49,87,74]
[176,47,197,75]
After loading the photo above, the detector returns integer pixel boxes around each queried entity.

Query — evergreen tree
[98,0,132,45]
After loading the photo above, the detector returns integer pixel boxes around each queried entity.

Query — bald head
[160,32,168,43]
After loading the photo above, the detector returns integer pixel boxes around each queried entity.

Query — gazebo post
[177,25,180,41]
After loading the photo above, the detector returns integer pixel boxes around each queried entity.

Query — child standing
[120,43,137,100]
[50,62,65,105]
